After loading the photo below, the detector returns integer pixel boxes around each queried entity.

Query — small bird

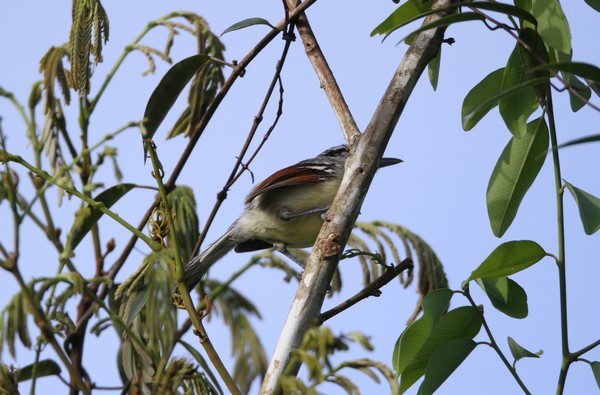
[182,145,401,291]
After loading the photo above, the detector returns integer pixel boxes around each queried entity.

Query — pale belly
[238,179,341,247]
[237,209,325,248]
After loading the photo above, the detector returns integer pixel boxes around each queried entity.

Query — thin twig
[461,285,531,394]
[319,258,413,323]
[144,140,241,395]
[191,23,296,258]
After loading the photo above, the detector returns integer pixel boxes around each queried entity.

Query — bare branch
[285,0,360,142]
[319,258,413,323]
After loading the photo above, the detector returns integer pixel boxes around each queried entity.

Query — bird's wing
[245,164,322,203]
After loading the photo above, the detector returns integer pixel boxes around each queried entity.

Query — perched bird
[182,145,401,291]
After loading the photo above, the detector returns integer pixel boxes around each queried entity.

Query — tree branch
[260,0,451,391]
[284,0,361,142]
[319,258,413,323]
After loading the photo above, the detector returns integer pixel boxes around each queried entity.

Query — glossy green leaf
[371,0,434,36]
[557,134,600,150]
[564,182,600,235]
[499,43,540,138]
[394,289,453,377]
[518,28,550,103]
[591,362,600,389]
[567,74,592,112]
[507,336,542,362]
[400,306,482,392]
[467,240,546,281]
[422,288,453,321]
[462,68,504,131]
[221,17,274,36]
[487,117,549,236]
[417,338,476,395]
[17,359,62,382]
[530,0,571,54]
[65,184,137,252]
[476,277,528,318]
[428,49,441,91]
[586,0,600,12]
[394,316,435,376]
[543,62,600,85]
[463,76,547,133]
[142,55,211,140]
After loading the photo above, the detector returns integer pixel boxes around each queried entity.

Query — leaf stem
[144,140,241,395]
[546,93,570,395]
[462,285,531,394]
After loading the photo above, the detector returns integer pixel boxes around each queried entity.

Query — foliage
[372,0,600,393]
[1,0,599,394]
[279,327,400,395]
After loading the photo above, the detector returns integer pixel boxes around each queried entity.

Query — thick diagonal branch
[260,1,452,392]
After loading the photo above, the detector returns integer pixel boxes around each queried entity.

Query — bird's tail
[181,226,239,291]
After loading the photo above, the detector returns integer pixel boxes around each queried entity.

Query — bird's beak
[379,157,403,168]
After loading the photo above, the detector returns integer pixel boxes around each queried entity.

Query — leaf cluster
[279,327,400,395]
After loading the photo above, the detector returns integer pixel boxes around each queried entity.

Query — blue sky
[1,1,599,394]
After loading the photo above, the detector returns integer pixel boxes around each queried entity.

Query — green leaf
[499,42,541,138]
[221,17,275,36]
[542,62,600,85]
[585,0,600,12]
[463,74,548,133]
[564,182,600,235]
[476,277,528,318]
[422,288,453,321]
[567,74,592,112]
[428,49,441,91]
[507,336,542,363]
[400,306,482,392]
[518,28,550,103]
[591,362,600,390]
[167,186,199,263]
[468,2,537,25]
[394,289,453,376]
[394,316,435,376]
[17,359,62,382]
[64,183,137,252]
[462,68,504,131]
[487,117,549,236]
[142,55,211,140]
[467,240,546,281]
[557,134,600,150]
[371,0,434,36]
[417,338,476,395]
[122,287,149,326]
[530,0,571,54]
[372,1,537,38]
